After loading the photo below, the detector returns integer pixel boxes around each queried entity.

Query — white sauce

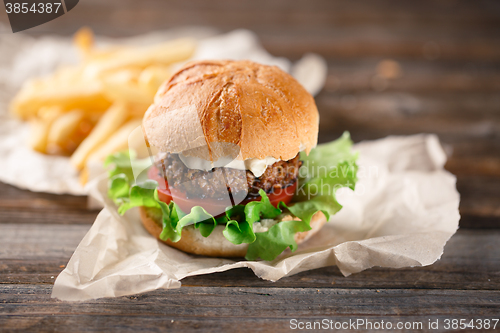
[179,153,279,177]
[252,219,278,233]
[177,142,308,177]
[243,156,280,177]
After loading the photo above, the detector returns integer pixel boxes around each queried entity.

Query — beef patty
[154,153,301,200]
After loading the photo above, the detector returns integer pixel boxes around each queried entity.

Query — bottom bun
[140,206,327,258]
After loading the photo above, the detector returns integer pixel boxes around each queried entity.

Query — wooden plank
[0,285,499,332]
[0,259,67,285]
[3,0,498,61]
[0,224,498,290]
[317,100,500,140]
[456,176,500,218]
[0,224,89,260]
[324,60,500,94]
[182,229,500,290]
[0,182,98,225]
[15,0,500,32]
[318,128,500,164]
[0,315,498,333]
[2,285,500,317]
[315,95,500,148]
[260,32,500,61]
[2,284,500,316]
[0,208,98,225]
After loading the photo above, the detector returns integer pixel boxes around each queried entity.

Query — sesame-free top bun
[142,60,319,161]
[140,206,327,258]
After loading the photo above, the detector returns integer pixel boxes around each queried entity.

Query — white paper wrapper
[0,27,327,195]
[52,134,460,301]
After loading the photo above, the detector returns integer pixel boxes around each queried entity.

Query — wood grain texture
[1,285,499,332]
[0,182,98,225]
[0,225,498,290]
[0,0,499,331]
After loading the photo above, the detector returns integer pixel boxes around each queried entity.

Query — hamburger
[106,60,357,261]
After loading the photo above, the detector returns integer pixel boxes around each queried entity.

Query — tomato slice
[147,165,166,188]
[148,165,297,215]
[241,181,297,207]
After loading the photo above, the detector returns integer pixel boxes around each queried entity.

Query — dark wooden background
[1,1,499,331]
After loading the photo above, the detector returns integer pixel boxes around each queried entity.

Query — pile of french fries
[9,28,196,183]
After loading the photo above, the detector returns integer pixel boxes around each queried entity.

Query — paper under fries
[10,27,196,181]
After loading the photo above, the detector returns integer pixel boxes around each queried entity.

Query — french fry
[83,38,196,79]
[52,65,83,83]
[79,166,89,186]
[87,118,143,163]
[138,65,172,95]
[10,77,111,120]
[82,47,124,65]
[104,67,143,82]
[28,107,63,153]
[101,68,154,106]
[73,27,94,57]
[47,109,85,146]
[12,26,198,176]
[46,109,96,155]
[102,81,154,106]
[70,102,129,170]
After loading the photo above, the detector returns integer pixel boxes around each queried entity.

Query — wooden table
[1,1,499,331]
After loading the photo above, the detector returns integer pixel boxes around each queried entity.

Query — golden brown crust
[143,60,319,161]
[140,206,326,258]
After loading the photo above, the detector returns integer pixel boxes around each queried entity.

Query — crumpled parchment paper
[51,134,460,301]
[0,27,327,195]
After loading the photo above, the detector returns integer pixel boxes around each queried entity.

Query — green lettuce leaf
[105,132,357,261]
[176,206,215,237]
[108,174,130,205]
[244,189,282,223]
[245,219,307,261]
[245,132,357,260]
[300,132,358,177]
[105,151,150,184]
[223,220,256,245]
[155,193,179,242]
